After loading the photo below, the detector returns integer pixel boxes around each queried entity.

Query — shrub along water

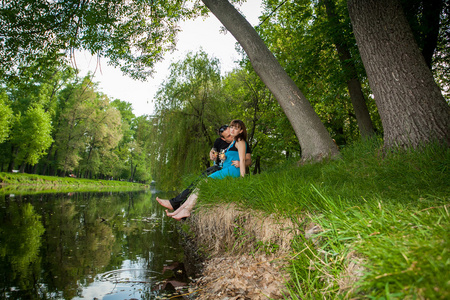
[196,137,449,299]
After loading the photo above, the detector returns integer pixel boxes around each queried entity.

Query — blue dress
[208,140,246,179]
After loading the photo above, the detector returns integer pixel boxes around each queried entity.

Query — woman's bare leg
[156,197,173,210]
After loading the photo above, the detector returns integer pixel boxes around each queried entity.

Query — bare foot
[156,197,173,210]
[172,208,191,220]
[166,209,176,217]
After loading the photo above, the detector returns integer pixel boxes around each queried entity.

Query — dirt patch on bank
[182,203,300,299]
[190,254,289,299]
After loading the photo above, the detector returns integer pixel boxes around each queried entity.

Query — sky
[76,1,263,117]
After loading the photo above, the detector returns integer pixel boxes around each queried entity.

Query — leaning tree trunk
[347,0,450,149]
[202,0,339,161]
[323,0,375,138]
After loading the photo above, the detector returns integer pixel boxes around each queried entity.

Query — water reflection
[0,190,188,299]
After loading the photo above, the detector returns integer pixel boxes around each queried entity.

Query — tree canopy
[0,0,198,80]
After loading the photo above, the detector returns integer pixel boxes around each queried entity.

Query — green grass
[0,172,147,195]
[197,137,450,299]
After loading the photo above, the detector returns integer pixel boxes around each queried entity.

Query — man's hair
[218,124,229,137]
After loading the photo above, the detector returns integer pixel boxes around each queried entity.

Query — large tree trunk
[202,0,339,161]
[323,0,375,138]
[347,0,450,149]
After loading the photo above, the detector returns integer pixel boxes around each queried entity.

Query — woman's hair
[230,119,247,142]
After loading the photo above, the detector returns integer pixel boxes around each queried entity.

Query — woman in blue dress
[167,119,248,220]
[208,119,248,179]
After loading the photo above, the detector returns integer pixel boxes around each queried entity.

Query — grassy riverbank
[0,172,147,194]
[191,138,449,299]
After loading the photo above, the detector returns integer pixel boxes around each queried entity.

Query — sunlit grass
[197,137,450,298]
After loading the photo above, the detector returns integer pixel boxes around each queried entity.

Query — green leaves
[0,0,198,80]
[258,0,378,144]
[13,104,54,166]
[0,92,13,144]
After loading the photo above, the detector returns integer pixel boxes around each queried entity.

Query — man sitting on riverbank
[156,124,251,211]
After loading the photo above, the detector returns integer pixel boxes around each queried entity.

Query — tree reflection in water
[0,191,188,299]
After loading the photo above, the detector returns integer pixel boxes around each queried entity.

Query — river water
[0,189,190,299]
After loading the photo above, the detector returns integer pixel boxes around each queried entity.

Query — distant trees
[0,65,152,182]
[322,0,375,138]
[256,0,379,146]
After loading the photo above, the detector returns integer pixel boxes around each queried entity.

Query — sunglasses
[218,125,229,134]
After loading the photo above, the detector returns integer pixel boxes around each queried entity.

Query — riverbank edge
[178,203,360,299]
[0,172,148,194]
[0,172,147,186]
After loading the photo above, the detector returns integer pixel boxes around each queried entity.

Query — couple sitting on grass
[156,119,251,220]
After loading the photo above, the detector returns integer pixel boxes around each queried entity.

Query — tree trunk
[32,163,38,174]
[130,164,137,182]
[347,0,450,149]
[130,155,133,181]
[49,149,57,176]
[252,156,261,175]
[202,0,339,161]
[323,0,375,138]
[8,145,16,172]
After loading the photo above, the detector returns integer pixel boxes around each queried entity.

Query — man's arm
[245,153,251,167]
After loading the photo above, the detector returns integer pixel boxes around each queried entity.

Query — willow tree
[151,51,226,188]
[75,93,123,179]
[52,76,123,178]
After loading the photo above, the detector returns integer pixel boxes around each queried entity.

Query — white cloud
[76,1,262,116]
